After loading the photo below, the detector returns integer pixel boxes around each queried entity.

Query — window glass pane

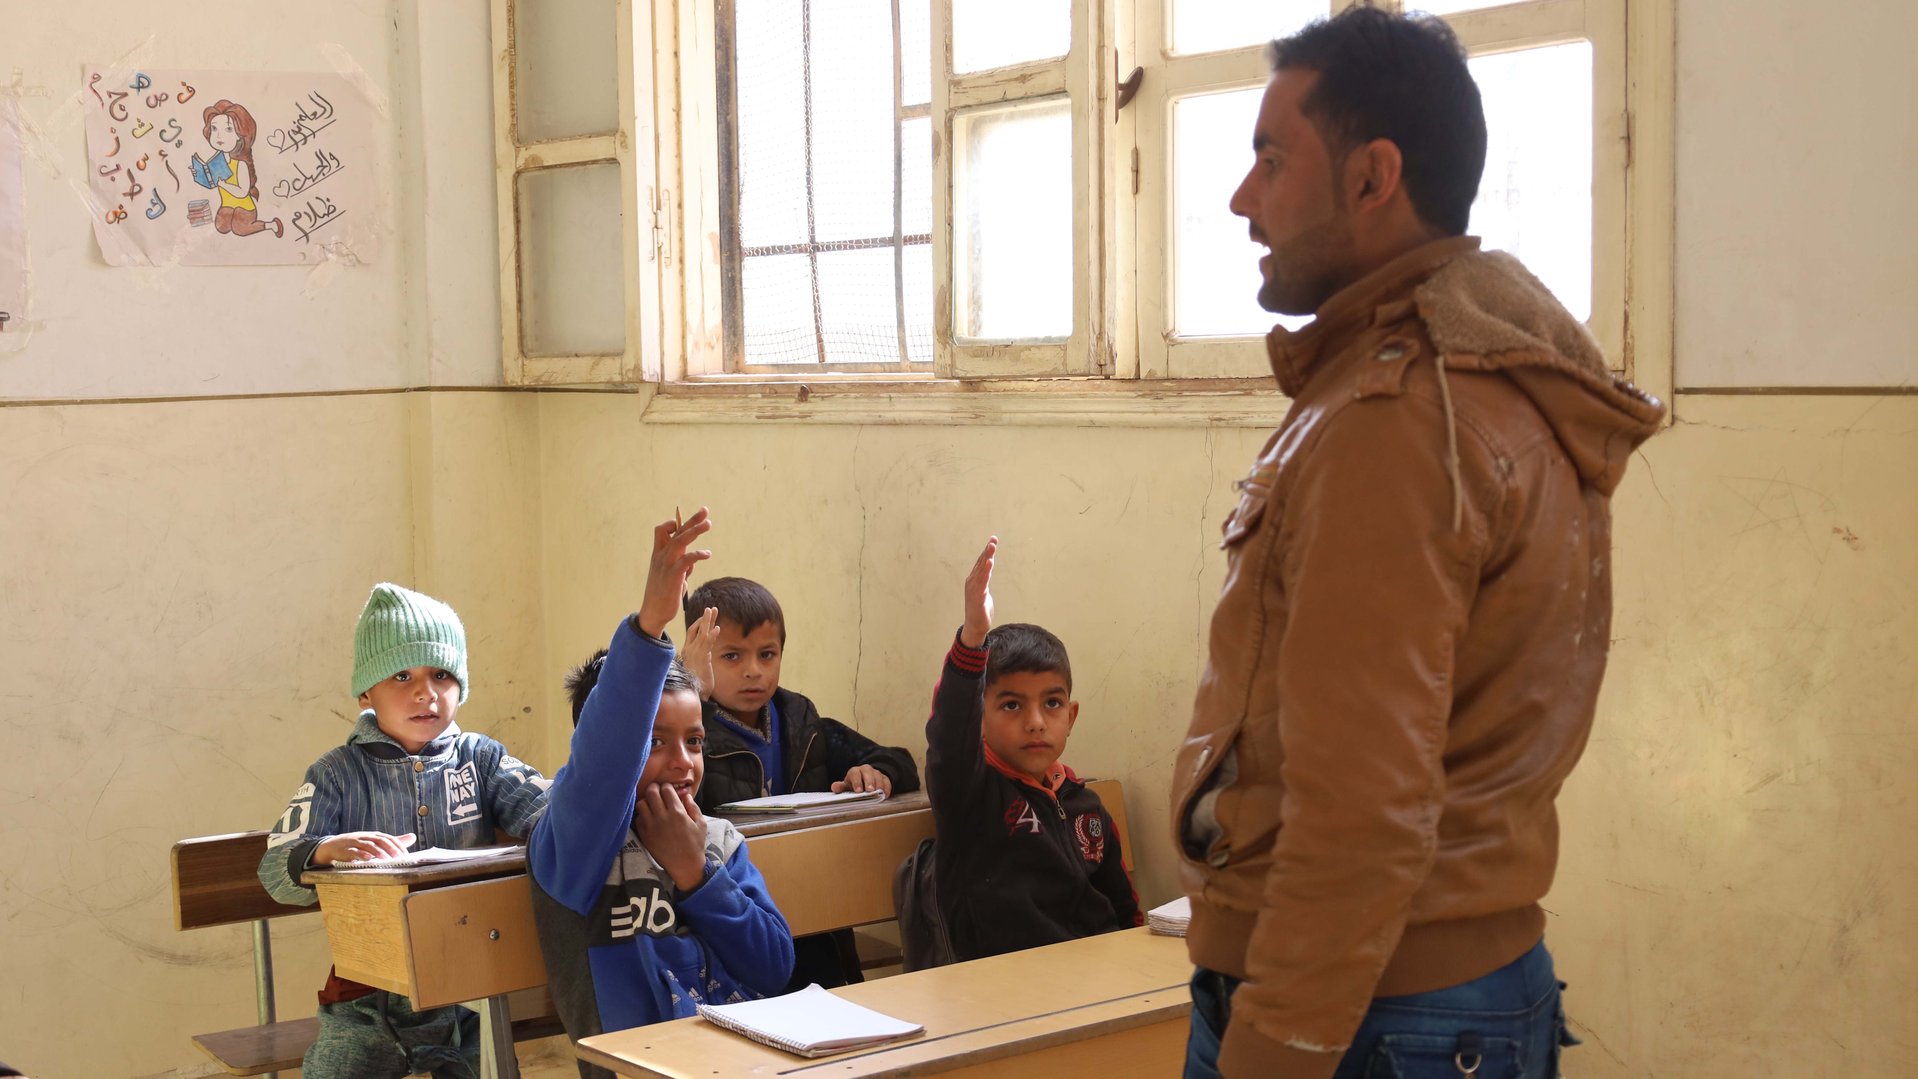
[1171,87,1272,338]
[728,0,932,367]
[953,97,1072,341]
[519,165,625,356]
[903,241,934,362]
[1408,1,1506,16]
[902,116,932,236]
[818,247,907,362]
[514,0,618,141]
[1172,0,1328,57]
[954,0,1068,74]
[735,0,809,248]
[810,0,898,242]
[1468,41,1592,321]
[741,253,816,364]
[901,0,931,105]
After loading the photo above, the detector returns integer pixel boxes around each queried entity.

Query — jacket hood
[1414,249,1665,495]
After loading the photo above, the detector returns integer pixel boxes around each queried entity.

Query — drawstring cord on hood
[1434,354,1464,532]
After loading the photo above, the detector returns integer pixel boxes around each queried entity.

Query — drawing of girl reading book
[192,100,283,239]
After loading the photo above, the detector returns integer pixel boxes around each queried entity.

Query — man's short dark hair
[684,576,786,643]
[1268,5,1487,237]
[565,648,701,728]
[983,623,1072,693]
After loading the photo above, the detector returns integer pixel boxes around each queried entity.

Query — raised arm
[925,538,997,813]
[529,508,713,914]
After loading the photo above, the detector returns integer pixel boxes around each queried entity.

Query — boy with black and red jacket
[924,536,1141,962]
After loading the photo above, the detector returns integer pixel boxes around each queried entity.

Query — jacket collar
[1267,235,1481,396]
[348,709,461,759]
[982,741,1078,798]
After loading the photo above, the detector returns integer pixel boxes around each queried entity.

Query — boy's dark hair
[564,648,701,728]
[684,576,786,644]
[1268,5,1486,237]
[983,623,1072,693]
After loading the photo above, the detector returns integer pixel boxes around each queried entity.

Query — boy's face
[637,688,706,798]
[981,669,1078,783]
[710,618,784,716]
[359,665,462,754]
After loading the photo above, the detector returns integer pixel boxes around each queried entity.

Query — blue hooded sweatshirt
[529,618,794,1077]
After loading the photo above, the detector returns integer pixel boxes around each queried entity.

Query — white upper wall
[1675,0,1918,388]
[0,0,503,400]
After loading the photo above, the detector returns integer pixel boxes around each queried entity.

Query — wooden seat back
[172,831,314,930]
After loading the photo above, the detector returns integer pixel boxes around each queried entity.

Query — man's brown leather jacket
[1173,237,1665,1077]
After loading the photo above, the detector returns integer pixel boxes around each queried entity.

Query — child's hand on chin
[635,783,708,892]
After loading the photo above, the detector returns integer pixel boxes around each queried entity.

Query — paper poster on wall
[82,66,378,266]
[0,97,26,351]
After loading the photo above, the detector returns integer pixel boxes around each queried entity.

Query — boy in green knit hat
[258,583,552,1079]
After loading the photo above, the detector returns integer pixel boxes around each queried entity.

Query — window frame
[495,0,1674,411]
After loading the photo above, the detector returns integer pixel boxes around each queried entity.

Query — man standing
[1172,8,1665,1078]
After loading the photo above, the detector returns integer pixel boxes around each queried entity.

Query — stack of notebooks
[696,984,924,1058]
[1147,895,1192,937]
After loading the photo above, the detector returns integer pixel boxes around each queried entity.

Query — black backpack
[892,837,956,972]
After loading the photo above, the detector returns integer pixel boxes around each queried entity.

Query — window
[1135,0,1629,378]
[716,0,934,373]
[495,0,1670,396]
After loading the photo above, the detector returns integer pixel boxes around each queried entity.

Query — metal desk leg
[474,994,520,1079]
[253,918,279,1079]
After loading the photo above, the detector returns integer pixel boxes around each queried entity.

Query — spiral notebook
[695,984,924,1058]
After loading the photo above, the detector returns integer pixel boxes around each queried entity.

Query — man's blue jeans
[1183,940,1575,1078]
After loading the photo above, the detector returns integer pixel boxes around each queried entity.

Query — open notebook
[696,983,924,1058]
[716,789,886,814]
[330,844,522,870]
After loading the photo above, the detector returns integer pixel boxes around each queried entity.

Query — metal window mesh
[725,0,933,366]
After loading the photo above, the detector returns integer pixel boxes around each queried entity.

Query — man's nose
[1229,170,1255,219]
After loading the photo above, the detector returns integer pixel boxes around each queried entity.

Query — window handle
[1115,51,1144,122]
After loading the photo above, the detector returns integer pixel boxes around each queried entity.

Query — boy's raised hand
[682,606,719,700]
[961,536,998,648]
[639,507,712,640]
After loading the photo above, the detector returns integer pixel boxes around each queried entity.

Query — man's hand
[635,784,710,892]
[313,831,416,866]
[639,508,713,640]
[682,606,719,701]
[961,536,997,648]
[832,764,892,796]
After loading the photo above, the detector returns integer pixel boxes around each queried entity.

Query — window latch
[1115,51,1144,122]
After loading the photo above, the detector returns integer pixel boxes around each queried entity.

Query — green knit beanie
[351,583,470,701]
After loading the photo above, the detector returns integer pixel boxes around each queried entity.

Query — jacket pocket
[1220,464,1277,549]
[1170,726,1239,865]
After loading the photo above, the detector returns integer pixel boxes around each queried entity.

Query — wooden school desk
[297,792,939,1076]
[574,927,1192,1079]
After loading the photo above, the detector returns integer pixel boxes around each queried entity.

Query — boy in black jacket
[925,537,1142,962]
[680,575,921,987]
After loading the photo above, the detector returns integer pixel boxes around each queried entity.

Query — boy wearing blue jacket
[530,508,794,1077]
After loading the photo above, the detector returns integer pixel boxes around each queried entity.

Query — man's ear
[1345,138,1405,215]
[357,691,372,709]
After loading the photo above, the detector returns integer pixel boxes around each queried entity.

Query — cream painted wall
[0,0,501,399]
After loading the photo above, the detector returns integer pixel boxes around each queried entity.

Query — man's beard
[1256,193,1356,317]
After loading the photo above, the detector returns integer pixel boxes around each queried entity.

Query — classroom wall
[0,3,542,1076]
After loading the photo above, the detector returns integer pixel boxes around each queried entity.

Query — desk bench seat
[191,988,565,1076]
